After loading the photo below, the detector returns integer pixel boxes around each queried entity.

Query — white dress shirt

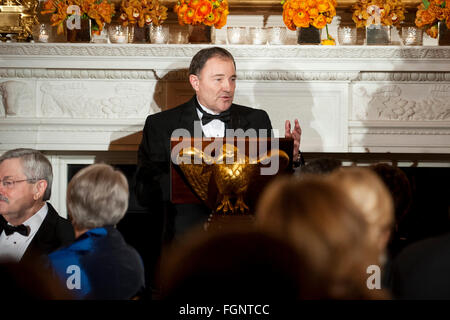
[0,203,48,262]
[196,99,225,138]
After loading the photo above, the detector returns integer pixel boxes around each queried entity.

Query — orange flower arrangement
[281,0,337,30]
[41,0,115,35]
[174,0,229,29]
[352,0,405,28]
[119,0,168,27]
[415,0,450,38]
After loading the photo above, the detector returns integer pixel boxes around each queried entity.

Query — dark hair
[160,227,307,300]
[301,158,342,176]
[189,47,236,76]
[370,163,412,223]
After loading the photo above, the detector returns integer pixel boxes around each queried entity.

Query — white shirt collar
[22,202,48,235]
[196,97,220,116]
[0,203,48,262]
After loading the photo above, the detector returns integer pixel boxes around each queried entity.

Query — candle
[338,26,356,45]
[38,24,49,43]
[341,27,353,44]
[404,28,417,45]
[114,35,126,43]
[38,34,49,43]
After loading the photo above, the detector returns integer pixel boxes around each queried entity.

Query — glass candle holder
[171,29,189,44]
[366,24,391,45]
[108,24,128,44]
[267,27,287,45]
[150,25,170,44]
[227,27,247,44]
[337,26,357,45]
[400,26,423,46]
[249,27,267,45]
[38,24,49,43]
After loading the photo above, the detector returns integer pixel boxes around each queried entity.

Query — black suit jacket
[390,232,450,299]
[136,96,273,205]
[135,96,273,240]
[0,202,75,264]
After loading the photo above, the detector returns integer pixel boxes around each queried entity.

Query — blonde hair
[67,163,129,230]
[329,167,394,253]
[256,175,383,299]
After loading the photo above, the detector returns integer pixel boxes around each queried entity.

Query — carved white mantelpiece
[1,43,450,216]
[1,43,450,155]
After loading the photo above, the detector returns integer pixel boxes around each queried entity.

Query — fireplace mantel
[1,43,450,154]
[2,43,450,216]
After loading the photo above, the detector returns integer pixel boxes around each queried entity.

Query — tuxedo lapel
[229,104,249,132]
[0,215,6,235]
[177,96,202,137]
[21,203,59,262]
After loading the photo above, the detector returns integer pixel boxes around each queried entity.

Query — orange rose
[317,0,329,12]
[190,0,202,9]
[196,1,212,17]
[215,8,228,28]
[321,38,336,45]
[307,0,316,8]
[309,7,319,18]
[293,9,310,28]
[184,8,195,24]
[312,14,327,28]
[415,9,435,28]
[426,24,439,38]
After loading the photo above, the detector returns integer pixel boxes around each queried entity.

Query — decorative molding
[0,80,34,117]
[38,82,153,118]
[2,44,450,60]
[0,68,362,81]
[358,72,450,82]
[353,85,450,121]
[0,68,159,80]
[349,127,450,135]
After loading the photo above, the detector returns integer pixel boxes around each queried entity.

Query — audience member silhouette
[47,164,145,300]
[0,260,72,299]
[255,176,389,299]
[390,231,450,299]
[299,157,342,176]
[160,227,308,301]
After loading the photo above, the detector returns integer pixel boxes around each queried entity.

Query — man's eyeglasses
[0,178,42,189]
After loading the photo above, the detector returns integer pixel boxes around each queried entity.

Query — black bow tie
[3,223,30,237]
[197,106,231,126]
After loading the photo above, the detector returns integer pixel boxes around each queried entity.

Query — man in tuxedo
[0,148,74,264]
[136,47,303,244]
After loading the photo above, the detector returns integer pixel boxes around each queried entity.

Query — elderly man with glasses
[0,148,74,264]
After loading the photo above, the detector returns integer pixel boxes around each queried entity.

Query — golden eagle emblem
[176,143,290,214]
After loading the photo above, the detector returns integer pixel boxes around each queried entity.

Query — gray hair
[67,163,129,230]
[0,148,53,201]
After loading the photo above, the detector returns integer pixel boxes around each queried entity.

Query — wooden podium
[170,137,294,229]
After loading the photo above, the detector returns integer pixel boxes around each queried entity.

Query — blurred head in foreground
[255,175,387,299]
[160,227,307,300]
[329,167,394,263]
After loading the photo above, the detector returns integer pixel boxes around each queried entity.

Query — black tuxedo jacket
[0,202,75,264]
[136,96,273,205]
[135,96,272,240]
[390,232,450,299]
